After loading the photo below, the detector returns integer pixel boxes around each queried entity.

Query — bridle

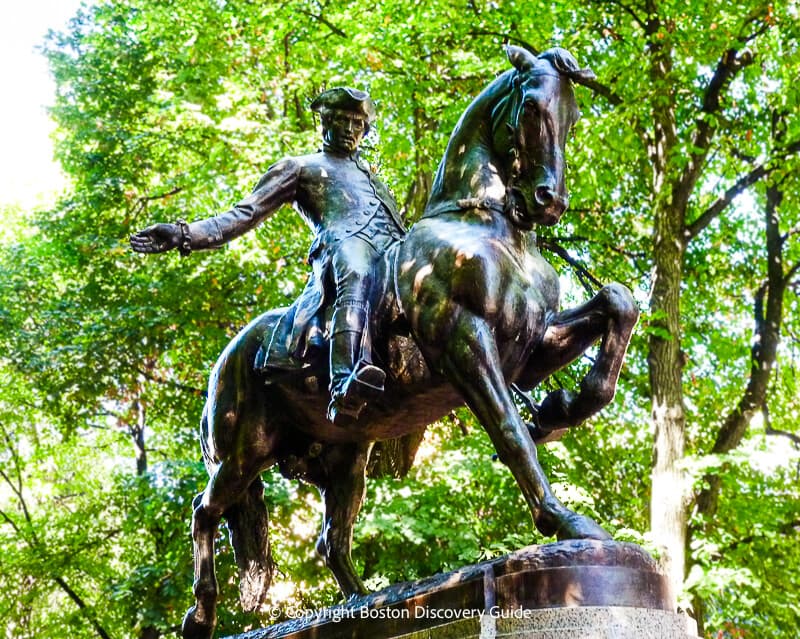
[500,69,564,230]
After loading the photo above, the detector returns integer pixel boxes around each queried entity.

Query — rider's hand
[129,223,182,254]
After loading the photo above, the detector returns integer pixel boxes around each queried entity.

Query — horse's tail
[225,479,274,612]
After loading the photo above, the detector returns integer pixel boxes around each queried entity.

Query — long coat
[186,148,406,368]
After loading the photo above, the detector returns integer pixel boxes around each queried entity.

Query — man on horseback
[130,87,406,424]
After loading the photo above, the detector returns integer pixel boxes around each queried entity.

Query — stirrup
[349,363,386,395]
[334,363,385,403]
[327,364,386,425]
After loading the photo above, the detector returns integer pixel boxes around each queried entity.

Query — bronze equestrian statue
[131,46,638,639]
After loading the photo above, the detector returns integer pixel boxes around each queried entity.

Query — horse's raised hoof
[181,605,216,639]
[537,389,577,430]
[527,422,568,445]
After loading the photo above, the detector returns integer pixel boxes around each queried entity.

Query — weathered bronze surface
[131,46,639,639]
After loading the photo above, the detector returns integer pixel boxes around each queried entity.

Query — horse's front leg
[440,311,610,541]
[517,283,638,438]
[311,442,372,598]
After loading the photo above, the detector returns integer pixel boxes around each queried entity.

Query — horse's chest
[497,259,557,340]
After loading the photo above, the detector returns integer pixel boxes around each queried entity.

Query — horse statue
[176,46,638,639]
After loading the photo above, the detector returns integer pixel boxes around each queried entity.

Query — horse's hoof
[537,389,577,430]
[182,605,216,639]
[536,508,612,541]
[556,512,612,542]
[527,422,568,445]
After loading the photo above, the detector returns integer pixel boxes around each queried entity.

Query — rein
[496,70,535,230]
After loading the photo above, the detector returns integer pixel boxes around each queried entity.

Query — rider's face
[323,111,367,153]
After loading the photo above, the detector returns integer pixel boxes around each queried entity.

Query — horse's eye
[523,99,541,113]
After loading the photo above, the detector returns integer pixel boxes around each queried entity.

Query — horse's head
[493,46,594,228]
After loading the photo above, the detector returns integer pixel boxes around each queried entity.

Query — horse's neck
[427,74,512,214]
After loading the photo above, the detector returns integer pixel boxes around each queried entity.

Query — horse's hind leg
[311,442,372,598]
[183,418,276,639]
[183,486,220,639]
[517,283,638,436]
[441,312,610,542]
[183,461,257,639]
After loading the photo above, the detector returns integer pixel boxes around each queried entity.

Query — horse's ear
[505,45,537,73]
[539,47,597,83]
[569,67,597,83]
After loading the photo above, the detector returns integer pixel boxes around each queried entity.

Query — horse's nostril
[535,186,554,205]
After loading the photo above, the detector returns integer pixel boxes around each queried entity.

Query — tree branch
[53,576,113,639]
[297,9,347,38]
[685,136,800,241]
[684,163,769,241]
[692,176,786,524]
[549,234,648,259]
[136,367,206,397]
[0,426,40,547]
[0,423,24,492]
[129,186,184,216]
[577,75,624,106]
[681,48,756,199]
[679,9,775,199]
[594,0,647,27]
[739,12,773,45]
[0,507,24,538]
[538,238,603,294]
[766,425,800,447]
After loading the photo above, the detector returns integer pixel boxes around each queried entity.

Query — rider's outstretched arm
[130,158,301,255]
[187,159,301,250]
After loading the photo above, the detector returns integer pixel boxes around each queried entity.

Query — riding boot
[327,304,385,425]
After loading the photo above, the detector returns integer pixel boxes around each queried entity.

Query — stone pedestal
[224,541,698,639]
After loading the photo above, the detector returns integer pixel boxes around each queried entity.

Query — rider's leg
[327,236,385,423]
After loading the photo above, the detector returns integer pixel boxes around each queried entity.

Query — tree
[571,0,800,607]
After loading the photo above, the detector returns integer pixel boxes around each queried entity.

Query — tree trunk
[132,399,148,476]
[648,196,688,600]
[644,7,689,599]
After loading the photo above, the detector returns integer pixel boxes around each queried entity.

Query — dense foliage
[1,1,798,638]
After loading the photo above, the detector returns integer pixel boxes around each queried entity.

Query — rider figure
[130,88,406,424]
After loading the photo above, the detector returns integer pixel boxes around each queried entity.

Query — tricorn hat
[310,87,376,123]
